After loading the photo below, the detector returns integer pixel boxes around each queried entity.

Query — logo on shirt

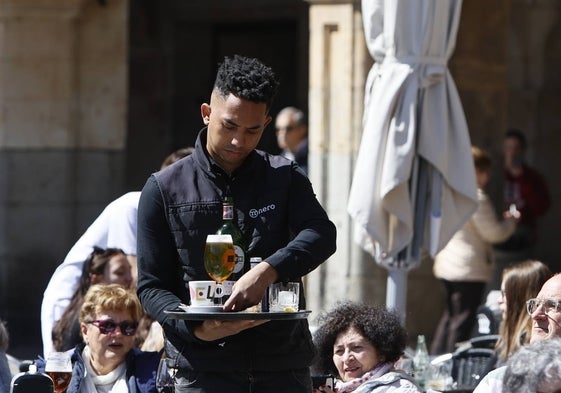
[249,204,276,218]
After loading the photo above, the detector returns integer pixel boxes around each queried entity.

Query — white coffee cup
[188,280,216,307]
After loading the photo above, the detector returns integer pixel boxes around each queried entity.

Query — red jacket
[504,164,550,229]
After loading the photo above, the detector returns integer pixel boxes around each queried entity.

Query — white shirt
[41,192,140,356]
[472,366,505,393]
[82,346,128,393]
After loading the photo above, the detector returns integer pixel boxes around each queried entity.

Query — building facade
[1,0,560,358]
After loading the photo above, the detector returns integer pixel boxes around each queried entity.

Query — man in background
[490,128,550,293]
[275,106,308,174]
[495,128,550,259]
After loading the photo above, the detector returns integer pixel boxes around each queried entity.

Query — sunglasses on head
[88,319,138,336]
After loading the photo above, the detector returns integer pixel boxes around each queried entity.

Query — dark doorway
[127,0,309,189]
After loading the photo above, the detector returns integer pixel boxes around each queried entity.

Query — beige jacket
[433,189,516,282]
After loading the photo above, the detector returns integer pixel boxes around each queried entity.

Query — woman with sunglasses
[40,284,161,393]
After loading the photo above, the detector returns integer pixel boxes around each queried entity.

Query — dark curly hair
[213,55,279,110]
[313,301,408,376]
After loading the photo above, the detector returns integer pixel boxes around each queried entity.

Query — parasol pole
[386,154,420,323]
[386,89,423,324]
[386,268,408,323]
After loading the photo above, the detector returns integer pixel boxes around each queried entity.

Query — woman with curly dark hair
[313,301,421,392]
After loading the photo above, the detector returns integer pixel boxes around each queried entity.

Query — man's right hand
[223,261,278,312]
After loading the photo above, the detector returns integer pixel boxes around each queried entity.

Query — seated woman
[39,284,161,393]
[312,301,421,393]
[495,259,551,366]
[52,247,133,352]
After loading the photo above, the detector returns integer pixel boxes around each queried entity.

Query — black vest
[154,130,315,372]
[155,133,294,286]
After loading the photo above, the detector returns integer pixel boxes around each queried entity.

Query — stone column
[0,0,84,148]
[305,0,388,326]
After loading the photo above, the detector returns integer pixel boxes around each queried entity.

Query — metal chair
[451,347,495,390]
[10,364,53,393]
[468,334,499,350]
[454,334,499,353]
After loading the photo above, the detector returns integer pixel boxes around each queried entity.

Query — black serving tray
[164,306,311,321]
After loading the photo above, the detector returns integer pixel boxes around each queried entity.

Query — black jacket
[137,129,337,372]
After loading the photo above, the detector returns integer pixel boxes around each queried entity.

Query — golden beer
[46,371,72,393]
[204,234,236,283]
[45,352,72,393]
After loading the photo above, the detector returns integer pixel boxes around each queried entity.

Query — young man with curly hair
[136,55,337,392]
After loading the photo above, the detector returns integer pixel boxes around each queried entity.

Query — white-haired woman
[503,338,561,392]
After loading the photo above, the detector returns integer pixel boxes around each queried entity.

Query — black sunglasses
[88,319,138,336]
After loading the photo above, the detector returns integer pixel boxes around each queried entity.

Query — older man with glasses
[473,273,561,392]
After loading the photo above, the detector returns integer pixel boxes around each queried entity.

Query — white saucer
[180,305,224,313]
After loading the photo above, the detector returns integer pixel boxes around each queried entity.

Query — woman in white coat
[431,146,519,354]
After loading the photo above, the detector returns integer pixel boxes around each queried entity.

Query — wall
[0,0,128,358]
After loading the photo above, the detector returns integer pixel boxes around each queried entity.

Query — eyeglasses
[526,298,561,316]
[88,319,138,336]
[276,125,297,132]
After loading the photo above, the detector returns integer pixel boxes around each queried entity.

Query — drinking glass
[427,360,453,390]
[155,358,175,393]
[45,351,72,393]
[268,282,299,312]
[203,234,236,305]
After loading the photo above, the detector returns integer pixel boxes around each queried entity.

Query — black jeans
[174,368,312,393]
[430,280,486,355]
